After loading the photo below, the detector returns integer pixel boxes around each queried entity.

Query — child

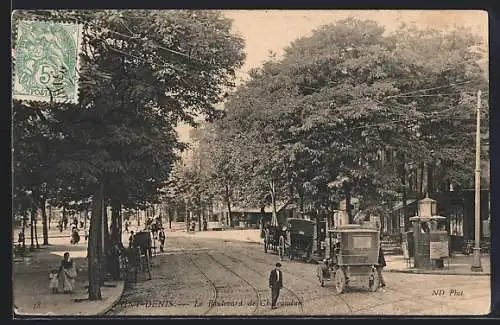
[49,270,59,293]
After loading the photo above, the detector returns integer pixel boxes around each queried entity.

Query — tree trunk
[22,212,27,248]
[108,198,121,281]
[427,164,434,195]
[84,207,88,229]
[270,180,278,226]
[110,199,121,245]
[225,182,232,228]
[298,186,304,218]
[62,206,66,229]
[118,207,122,244]
[419,163,425,196]
[48,204,51,230]
[30,209,35,250]
[41,198,49,245]
[103,203,110,282]
[33,207,40,248]
[401,156,408,233]
[104,204,110,251]
[344,186,352,224]
[198,200,202,232]
[88,184,103,300]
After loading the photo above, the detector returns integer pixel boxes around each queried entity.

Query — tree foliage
[12,9,245,298]
[192,18,488,221]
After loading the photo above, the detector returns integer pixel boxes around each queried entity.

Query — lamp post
[471,90,483,272]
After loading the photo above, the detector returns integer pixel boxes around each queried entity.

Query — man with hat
[269,262,283,309]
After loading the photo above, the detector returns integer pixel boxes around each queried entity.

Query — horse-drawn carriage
[263,224,285,256]
[263,218,316,262]
[316,224,380,293]
[121,230,153,281]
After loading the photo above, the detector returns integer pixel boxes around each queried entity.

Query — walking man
[269,262,283,309]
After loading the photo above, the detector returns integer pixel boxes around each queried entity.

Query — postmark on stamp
[12,20,82,104]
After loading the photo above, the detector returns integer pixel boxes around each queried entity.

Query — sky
[176,10,488,144]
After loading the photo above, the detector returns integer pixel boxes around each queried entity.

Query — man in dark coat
[377,241,387,291]
[269,262,283,309]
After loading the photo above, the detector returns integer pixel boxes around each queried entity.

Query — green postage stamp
[12,20,82,103]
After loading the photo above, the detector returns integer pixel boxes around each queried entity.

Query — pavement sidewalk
[384,253,491,276]
[13,236,124,317]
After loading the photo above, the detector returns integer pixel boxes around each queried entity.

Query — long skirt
[58,267,77,293]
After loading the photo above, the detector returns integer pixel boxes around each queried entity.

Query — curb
[96,281,126,316]
[385,268,491,276]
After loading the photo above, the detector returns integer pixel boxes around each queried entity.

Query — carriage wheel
[278,236,285,261]
[368,267,380,292]
[316,265,324,287]
[334,268,346,294]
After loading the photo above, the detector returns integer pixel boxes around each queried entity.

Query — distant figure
[159,228,166,252]
[124,220,130,233]
[269,262,283,309]
[49,269,59,293]
[203,218,208,231]
[376,240,387,291]
[129,231,135,248]
[70,227,80,245]
[146,217,153,229]
[18,232,25,246]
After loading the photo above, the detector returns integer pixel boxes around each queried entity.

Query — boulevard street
[106,234,490,316]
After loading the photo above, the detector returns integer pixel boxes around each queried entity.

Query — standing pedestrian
[376,239,387,291]
[159,228,166,252]
[129,231,135,248]
[268,262,283,309]
[63,216,68,230]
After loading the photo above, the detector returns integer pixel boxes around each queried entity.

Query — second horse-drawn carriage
[263,218,317,262]
[316,224,380,293]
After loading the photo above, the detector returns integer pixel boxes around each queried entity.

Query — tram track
[227,244,354,314]
[171,237,265,315]
[106,239,217,316]
[184,239,263,315]
[218,251,305,314]
[109,235,481,316]
[231,242,475,315]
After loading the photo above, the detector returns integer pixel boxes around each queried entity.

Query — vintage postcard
[11,9,491,317]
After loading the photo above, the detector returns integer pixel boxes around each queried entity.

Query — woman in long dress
[58,252,77,293]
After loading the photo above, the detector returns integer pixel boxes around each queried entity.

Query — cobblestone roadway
[107,236,490,316]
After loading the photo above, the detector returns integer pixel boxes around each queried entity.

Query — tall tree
[12,9,245,299]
